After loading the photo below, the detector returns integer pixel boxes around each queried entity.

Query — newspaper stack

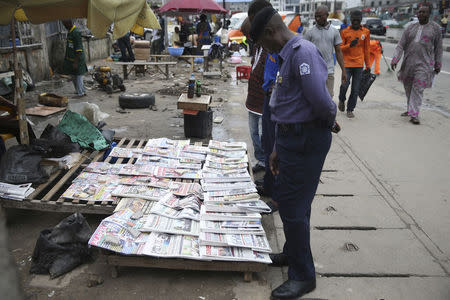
[198,140,272,263]
[0,182,35,201]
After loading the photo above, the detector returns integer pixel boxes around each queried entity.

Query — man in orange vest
[369,40,382,75]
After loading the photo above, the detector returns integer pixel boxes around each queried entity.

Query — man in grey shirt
[304,5,347,98]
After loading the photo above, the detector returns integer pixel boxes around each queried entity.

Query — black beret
[250,6,277,42]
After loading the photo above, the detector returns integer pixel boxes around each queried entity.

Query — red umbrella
[159,0,227,16]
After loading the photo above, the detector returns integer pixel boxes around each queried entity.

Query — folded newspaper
[202,170,251,183]
[203,200,271,214]
[208,140,247,151]
[142,232,201,260]
[153,166,202,180]
[108,147,143,158]
[200,206,261,221]
[135,155,202,170]
[144,138,190,149]
[140,214,200,236]
[0,182,34,201]
[200,220,265,235]
[111,185,169,201]
[202,181,256,192]
[150,203,200,221]
[200,245,271,264]
[62,182,116,202]
[205,154,249,164]
[199,232,271,252]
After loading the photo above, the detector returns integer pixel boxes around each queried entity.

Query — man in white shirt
[303,5,347,98]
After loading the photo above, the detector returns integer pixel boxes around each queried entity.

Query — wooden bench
[149,54,210,73]
[115,61,177,80]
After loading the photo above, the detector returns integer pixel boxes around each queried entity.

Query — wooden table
[0,137,143,215]
[115,61,177,80]
[149,54,212,73]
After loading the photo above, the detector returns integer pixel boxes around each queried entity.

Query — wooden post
[11,18,29,145]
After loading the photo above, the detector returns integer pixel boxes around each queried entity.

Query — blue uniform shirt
[270,35,336,127]
[262,53,279,92]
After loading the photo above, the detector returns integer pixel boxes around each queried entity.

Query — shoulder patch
[299,63,310,76]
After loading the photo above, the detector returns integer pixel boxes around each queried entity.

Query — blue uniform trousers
[273,123,331,281]
[261,93,276,195]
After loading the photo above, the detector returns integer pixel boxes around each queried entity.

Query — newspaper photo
[108,147,143,158]
[199,232,228,247]
[140,214,200,236]
[142,232,201,260]
[159,193,202,211]
[114,198,155,214]
[150,202,200,221]
[226,234,272,252]
[62,182,117,202]
[168,182,202,197]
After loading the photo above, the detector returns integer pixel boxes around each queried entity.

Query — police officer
[250,7,340,299]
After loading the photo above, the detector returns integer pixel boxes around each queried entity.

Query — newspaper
[109,147,143,158]
[208,140,247,151]
[114,198,155,214]
[144,138,191,149]
[200,220,265,235]
[111,185,169,201]
[142,232,201,260]
[153,166,202,180]
[207,148,246,159]
[88,211,149,255]
[202,201,270,214]
[0,182,34,201]
[135,155,202,170]
[143,147,206,161]
[199,232,271,252]
[140,214,200,236]
[200,206,261,221]
[168,181,202,197]
[182,145,209,154]
[200,245,271,264]
[118,164,155,176]
[201,181,256,192]
[205,154,249,164]
[202,171,251,183]
[204,161,248,170]
[159,193,201,211]
[84,162,124,174]
[150,203,200,221]
[74,171,163,187]
[202,166,248,175]
[62,182,116,202]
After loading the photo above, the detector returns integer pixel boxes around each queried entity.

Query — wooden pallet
[0,137,144,214]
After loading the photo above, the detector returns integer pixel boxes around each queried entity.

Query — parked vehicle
[404,17,418,29]
[382,19,399,28]
[362,17,386,35]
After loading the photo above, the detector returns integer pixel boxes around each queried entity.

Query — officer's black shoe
[269,253,288,266]
[271,279,316,299]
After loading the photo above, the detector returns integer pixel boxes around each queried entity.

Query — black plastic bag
[0,144,47,184]
[31,124,81,158]
[359,70,376,101]
[30,213,93,279]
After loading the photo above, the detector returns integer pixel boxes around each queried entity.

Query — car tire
[119,93,155,109]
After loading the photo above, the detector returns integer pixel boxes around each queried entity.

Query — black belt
[278,120,329,132]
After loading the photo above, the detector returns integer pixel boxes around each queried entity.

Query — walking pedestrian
[117,32,135,62]
[303,5,347,99]
[369,40,382,75]
[250,7,340,299]
[338,10,371,118]
[391,5,443,124]
[241,18,267,173]
[62,20,87,97]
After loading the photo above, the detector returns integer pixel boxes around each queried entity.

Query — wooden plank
[177,93,211,111]
[106,255,267,273]
[26,106,66,116]
[0,198,114,214]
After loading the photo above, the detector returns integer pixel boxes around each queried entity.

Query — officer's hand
[269,151,279,176]
[341,71,348,85]
[391,62,397,71]
[435,67,441,74]
[331,121,341,134]
[350,37,359,47]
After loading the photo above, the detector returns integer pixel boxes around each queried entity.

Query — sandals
[401,111,409,117]
[410,117,420,125]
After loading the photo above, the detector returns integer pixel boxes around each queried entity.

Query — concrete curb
[371,35,450,52]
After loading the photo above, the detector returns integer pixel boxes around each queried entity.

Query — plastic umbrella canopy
[160,0,227,16]
[0,0,160,38]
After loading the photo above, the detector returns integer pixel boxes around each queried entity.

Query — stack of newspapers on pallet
[82,138,271,263]
[199,140,272,263]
